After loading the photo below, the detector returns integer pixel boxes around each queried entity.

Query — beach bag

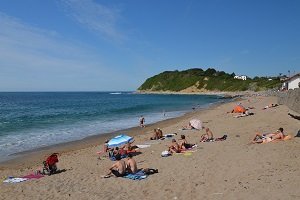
[161,150,170,157]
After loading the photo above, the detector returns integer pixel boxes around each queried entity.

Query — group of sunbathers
[168,135,196,154]
[104,153,158,178]
[101,101,287,178]
[99,141,138,160]
[168,135,195,154]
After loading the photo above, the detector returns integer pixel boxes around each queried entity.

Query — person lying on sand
[234,110,254,118]
[150,128,163,140]
[168,139,181,153]
[251,128,284,144]
[103,154,126,178]
[263,103,279,110]
[182,122,194,130]
[179,135,195,150]
[200,128,214,142]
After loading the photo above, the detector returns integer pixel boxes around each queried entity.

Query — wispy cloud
[0,12,124,91]
[60,0,125,42]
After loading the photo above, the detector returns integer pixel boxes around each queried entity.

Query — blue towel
[123,170,148,180]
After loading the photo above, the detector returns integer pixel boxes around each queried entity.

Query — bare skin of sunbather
[251,128,284,144]
[179,135,194,150]
[168,139,180,153]
[104,155,126,178]
[182,122,194,130]
[150,128,163,140]
[200,128,214,142]
[126,154,138,174]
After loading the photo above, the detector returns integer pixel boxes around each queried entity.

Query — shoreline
[0,98,229,169]
[136,89,261,96]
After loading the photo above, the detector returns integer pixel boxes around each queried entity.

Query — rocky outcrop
[277,88,300,114]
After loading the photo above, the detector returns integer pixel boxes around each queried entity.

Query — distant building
[234,75,247,80]
[282,73,300,90]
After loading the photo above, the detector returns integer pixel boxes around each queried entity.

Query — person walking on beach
[139,116,145,128]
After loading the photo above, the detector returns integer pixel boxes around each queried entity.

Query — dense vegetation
[138,68,281,92]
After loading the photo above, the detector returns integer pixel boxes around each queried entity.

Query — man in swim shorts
[104,154,126,178]
[251,128,284,144]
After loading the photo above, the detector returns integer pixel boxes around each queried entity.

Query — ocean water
[0,92,223,161]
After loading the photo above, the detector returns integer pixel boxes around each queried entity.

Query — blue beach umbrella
[107,134,134,148]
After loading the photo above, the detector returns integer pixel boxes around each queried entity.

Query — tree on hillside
[204,68,217,76]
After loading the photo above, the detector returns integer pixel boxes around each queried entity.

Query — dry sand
[0,95,299,200]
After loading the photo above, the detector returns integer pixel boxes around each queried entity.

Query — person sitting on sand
[109,147,127,159]
[150,128,163,140]
[97,140,111,159]
[168,139,181,153]
[251,128,284,144]
[126,153,138,174]
[200,127,214,142]
[103,154,126,178]
[179,135,195,150]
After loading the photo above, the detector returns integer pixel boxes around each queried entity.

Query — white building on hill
[234,75,247,80]
[282,73,300,90]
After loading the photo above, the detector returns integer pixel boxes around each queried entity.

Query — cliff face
[277,88,300,114]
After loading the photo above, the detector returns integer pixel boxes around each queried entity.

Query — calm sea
[0,92,223,161]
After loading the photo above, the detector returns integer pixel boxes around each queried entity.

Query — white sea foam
[109,92,122,94]
[0,110,186,161]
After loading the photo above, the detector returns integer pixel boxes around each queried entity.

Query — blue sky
[0,0,299,91]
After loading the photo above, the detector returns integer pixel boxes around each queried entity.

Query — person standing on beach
[139,116,145,127]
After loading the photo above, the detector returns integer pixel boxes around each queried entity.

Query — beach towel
[21,173,44,179]
[123,170,148,180]
[161,150,171,157]
[136,144,151,149]
[3,177,28,183]
[109,154,128,161]
[162,133,177,139]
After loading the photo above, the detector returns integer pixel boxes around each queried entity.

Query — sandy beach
[0,95,299,200]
